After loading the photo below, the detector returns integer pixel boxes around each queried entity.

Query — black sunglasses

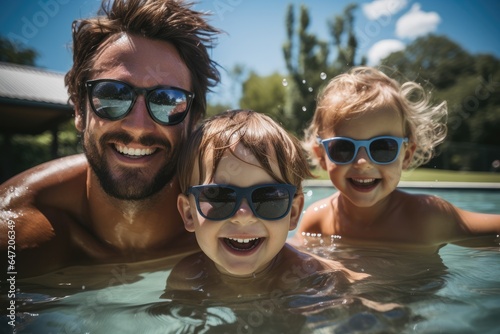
[186,184,297,221]
[85,79,194,125]
[317,136,408,165]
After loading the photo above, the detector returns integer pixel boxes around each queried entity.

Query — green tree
[0,35,38,65]
[206,102,232,117]
[239,72,287,125]
[382,35,500,171]
[382,34,474,89]
[282,3,362,135]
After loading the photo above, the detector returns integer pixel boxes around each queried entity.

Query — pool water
[2,186,500,333]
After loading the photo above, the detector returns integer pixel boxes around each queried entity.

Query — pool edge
[303,179,500,190]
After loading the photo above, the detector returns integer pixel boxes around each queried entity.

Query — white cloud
[396,3,441,39]
[363,0,408,20]
[367,39,406,65]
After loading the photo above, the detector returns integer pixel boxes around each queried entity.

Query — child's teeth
[228,237,258,243]
[353,178,375,183]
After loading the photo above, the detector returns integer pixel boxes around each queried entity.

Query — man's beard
[82,130,180,201]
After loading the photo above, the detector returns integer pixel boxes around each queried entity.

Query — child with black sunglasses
[294,66,500,247]
[165,109,378,301]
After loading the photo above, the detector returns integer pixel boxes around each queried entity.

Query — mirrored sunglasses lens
[329,139,355,163]
[198,186,236,219]
[149,89,188,123]
[252,186,290,219]
[370,138,399,162]
[92,82,133,118]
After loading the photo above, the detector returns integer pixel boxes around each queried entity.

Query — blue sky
[1,0,499,106]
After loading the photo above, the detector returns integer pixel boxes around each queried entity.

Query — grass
[401,168,500,182]
[311,167,500,183]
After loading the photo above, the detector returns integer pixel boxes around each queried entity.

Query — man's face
[76,34,193,200]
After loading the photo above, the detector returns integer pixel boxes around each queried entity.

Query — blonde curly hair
[304,66,447,169]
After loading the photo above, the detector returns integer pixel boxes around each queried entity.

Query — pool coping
[303,179,500,189]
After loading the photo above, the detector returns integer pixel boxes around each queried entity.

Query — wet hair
[65,0,221,127]
[304,66,448,169]
[178,109,313,193]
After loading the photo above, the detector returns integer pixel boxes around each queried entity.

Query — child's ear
[402,142,417,169]
[289,193,304,231]
[312,144,327,170]
[177,194,195,232]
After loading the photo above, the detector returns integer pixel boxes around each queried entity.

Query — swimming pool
[2,183,500,333]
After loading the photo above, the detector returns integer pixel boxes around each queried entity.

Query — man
[0,0,221,277]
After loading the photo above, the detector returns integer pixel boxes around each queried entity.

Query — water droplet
[320,72,327,80]
[282,79,288,87]
[82,285,86,290]
[308,87,313,92]
[302,79,306,84]
[302,106,307,112]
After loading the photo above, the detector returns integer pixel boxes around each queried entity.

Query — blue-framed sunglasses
[317,136,408,165]
[86,79,194,125]
[186,184,297,221]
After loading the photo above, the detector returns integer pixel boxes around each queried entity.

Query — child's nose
[353,147,372,167]
[231,199,256,223]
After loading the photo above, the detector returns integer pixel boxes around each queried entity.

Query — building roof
[0,62,74,135]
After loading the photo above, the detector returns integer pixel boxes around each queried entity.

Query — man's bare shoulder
[0,154,89,250]
[1,154,88,209]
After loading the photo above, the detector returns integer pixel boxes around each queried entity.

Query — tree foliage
[240,72,287,125]
[381,34,500,170]
[0,35,38,65]
[382,34,474,89]
[281,3,364,135]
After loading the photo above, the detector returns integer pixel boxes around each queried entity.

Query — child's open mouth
[349,178,380,189]
[222,237,263,253]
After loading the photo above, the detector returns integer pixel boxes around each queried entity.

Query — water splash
[320,72,327,80]
[282,79,288,87]
[302,106,307,112]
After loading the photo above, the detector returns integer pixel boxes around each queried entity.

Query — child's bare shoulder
[299,194,337,233]
[397,190,454,212]
[395,190,467,241]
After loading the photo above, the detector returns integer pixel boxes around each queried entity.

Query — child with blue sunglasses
[294,67,500,247]
[166,109,378,300]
